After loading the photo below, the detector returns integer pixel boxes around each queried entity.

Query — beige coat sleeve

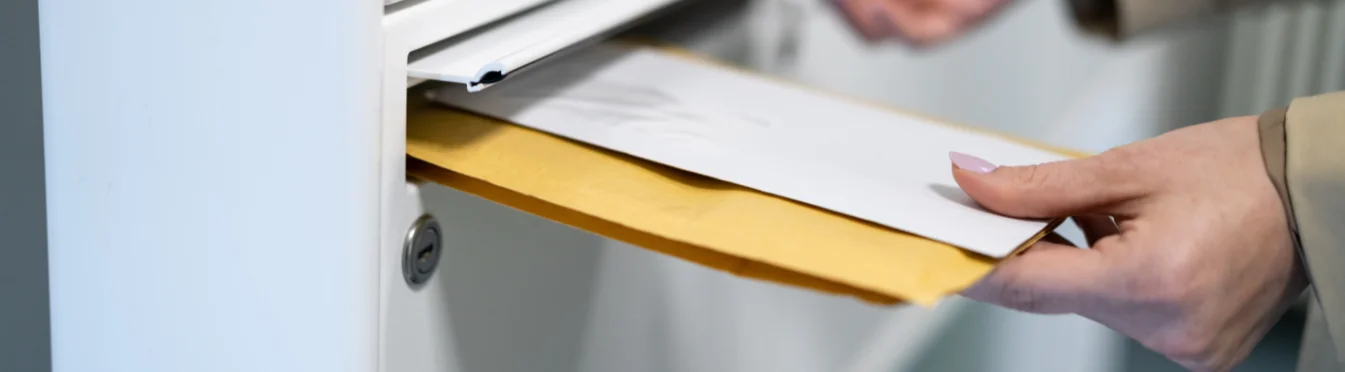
[1262,91,1345,369]
[1066,0,1285,38]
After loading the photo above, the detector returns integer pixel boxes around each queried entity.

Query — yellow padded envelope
[405,49,1086,306]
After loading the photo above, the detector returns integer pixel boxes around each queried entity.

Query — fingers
[834,0,1008,44]
[961,240,1111,314]
[950,151,1146,219]
[876,1,961,44]
[1073,215,1120,247]
[832,0,891,42]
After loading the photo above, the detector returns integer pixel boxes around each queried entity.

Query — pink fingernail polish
[949,151,997,174]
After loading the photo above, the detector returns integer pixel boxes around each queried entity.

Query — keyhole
[415,239,437,273]
[403,215,443,287]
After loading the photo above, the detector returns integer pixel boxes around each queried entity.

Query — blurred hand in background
[832,0,1012,45]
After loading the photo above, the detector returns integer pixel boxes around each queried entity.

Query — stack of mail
[405,42,1083,306]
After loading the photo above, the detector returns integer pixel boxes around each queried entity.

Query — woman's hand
[833,0,1011,44]
[949,115,1308,371]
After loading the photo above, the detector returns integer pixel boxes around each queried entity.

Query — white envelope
[429,43,1069,258]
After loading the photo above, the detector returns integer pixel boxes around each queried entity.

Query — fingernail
[949,151,997,174]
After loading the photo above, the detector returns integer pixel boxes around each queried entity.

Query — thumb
[961,240,1111,314]
[948,151,1142,219]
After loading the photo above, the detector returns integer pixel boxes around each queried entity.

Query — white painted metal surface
[40,0,383,371]
[40,0,569,370]
[407,0,682,91]
[378,0,579,370]
[383,0,555,52]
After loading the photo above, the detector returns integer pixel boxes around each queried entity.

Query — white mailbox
[40,1,702,371]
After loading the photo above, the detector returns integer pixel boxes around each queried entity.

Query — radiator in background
[1220,0,1345,116]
